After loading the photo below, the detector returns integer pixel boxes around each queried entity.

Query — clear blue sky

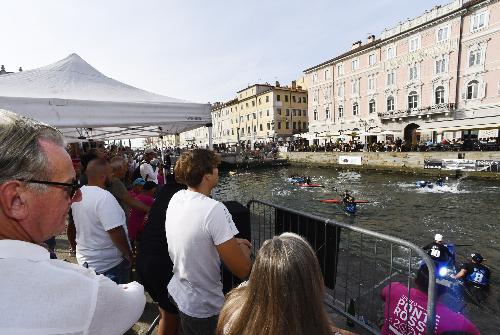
[1,0,447,103]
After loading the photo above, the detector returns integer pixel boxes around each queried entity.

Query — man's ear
[0,181,29,220]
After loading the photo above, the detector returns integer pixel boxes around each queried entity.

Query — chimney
[351,41,362,50]
[367,35,375,43]
[291,80,296,89]
[275,81,280,87]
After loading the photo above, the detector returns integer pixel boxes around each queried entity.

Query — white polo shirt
[165,190,238,318]
[140,162,158,184]
[0,239,146,335]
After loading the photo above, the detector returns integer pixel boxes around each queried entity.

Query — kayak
[297,183,323,187]
[287,177,306,183]
[319,199,370,204]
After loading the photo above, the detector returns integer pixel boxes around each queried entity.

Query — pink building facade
[305,0,500,145]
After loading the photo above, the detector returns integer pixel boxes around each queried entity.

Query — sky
[1,0,448,104]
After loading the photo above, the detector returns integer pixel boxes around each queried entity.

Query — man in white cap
[423,233,453,262]
[140,148,158,184]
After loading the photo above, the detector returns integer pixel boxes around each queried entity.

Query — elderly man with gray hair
[0,109,146,334]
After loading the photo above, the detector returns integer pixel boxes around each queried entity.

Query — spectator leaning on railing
[0,109,145,334]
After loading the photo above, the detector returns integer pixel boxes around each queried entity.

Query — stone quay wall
[279,151,500,180]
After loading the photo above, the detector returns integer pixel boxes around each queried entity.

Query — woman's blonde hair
[216,232,331,335]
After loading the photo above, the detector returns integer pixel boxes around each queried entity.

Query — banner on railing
[339,155,362,165]
[424,159,500,172]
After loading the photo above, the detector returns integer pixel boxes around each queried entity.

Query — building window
[303,109,307,116]
[338,106,344,118]
[303,97,307,103]
[267,110,269,116]
[277,95,281,102]
[369,99,376,114]
[325,68,331,80]
[286,122,290,129]
[292,96,296,103]
[266,96,269,102]
[293,109,297,116]
[285,95,289,102]
[313,110,318,121]
[387,46,395,60]
[258,98,261,105]
[351,58,359,71]
[267,123,270,130]
[387,71,395,86]
[303,122,307,130]
[387,97,395,112]
[409,65,418,81]
[277,108,282,115]
[467,80,479,99]
[369,54,376,66]
[293,122,296,130]
[297,110,301,116]
[241,128,245,134]
[352,79,359,95]
[471,11,488,32]
[368,77,375,91]
[408,91,418,109]
[286,109,290,116]
[337,63,344,76]
[353,102,359,116]
[278,122,281,129]
[338,83,344,97]
[313,73,318,83]
[325,108,330,119]
[436,58,446,74]
[435,86,445,104]
[409,36,420,52]
[298,122,301,129]
[259,124,263,131]
[437,26,449,42]
[469,48,482,67]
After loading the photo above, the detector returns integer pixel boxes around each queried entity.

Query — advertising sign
[339,156,362,165]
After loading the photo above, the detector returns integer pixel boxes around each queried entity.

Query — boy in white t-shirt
[165,149,252,335]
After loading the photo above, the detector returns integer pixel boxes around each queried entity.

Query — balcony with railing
[377,103,455,121]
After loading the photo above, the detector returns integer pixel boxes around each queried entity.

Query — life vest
[466,265,489,286]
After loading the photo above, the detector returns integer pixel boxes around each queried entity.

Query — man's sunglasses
[18,179,82,198]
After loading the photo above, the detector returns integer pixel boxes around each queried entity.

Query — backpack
[132,161,144,181]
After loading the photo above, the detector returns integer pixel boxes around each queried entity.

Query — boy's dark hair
[142,181,158,191]
[174,149,220,187]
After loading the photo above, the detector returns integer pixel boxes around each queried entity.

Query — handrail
[247,199,437,335]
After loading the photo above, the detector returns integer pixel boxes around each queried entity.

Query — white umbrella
[381,130,399,135]
[360,131,381,136]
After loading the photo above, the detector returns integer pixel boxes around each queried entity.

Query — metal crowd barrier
[246,200,437,335]
[143,199,437,335]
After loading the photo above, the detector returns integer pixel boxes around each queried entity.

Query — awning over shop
[418,115,500,132]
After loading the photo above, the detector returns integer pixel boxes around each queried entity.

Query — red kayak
[297,183,323,188]
[319,199,370,204]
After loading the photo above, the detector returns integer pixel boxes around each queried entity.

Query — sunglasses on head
[18,178,82,198]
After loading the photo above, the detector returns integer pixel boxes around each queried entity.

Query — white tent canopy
[0,54,211,142]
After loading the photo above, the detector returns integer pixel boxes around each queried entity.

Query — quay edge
[279,151,500,181]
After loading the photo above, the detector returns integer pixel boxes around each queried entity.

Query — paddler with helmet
[452,253,491,303]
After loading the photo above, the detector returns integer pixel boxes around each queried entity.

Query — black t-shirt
[137,182,187,259]
[423,242,452,261]
[460,262,490,286]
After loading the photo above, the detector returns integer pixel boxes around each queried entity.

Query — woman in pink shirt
[128,181,157,244]
[381,265,480,335]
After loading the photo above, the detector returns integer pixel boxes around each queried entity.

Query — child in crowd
[128,181,157,249]
[130,178,146,198]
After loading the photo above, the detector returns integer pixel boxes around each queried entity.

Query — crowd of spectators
[0,108,488,335]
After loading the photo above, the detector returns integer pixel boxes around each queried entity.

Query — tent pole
[206,123,213,151]
[158,127,166,178]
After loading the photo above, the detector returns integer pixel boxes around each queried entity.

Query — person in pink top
[128,181,157,244]
[381,265,480,335]
[129,178,146,199]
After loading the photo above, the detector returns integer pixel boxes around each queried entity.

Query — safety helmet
[471,253,483,263]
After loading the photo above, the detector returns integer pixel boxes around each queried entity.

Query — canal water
[213,166,500,333]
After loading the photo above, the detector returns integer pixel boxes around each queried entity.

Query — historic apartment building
[211,81,308,145]
[304,0,500,145]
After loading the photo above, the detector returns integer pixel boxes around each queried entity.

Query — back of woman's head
[218,233,331,335]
